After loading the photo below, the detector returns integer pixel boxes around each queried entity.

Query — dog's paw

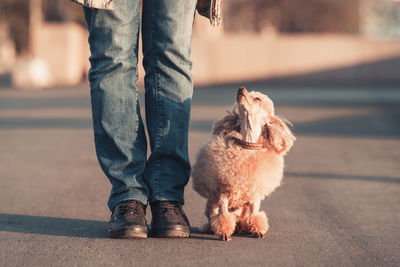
[248,211,269,237]
[255,232,265,238]
[221,234,232,241]
[210,213,236,240]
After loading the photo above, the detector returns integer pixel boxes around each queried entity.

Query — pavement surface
[0,83,399,266]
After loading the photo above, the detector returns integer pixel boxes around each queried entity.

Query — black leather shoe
[108,200,148,239]
[150,201,190,238]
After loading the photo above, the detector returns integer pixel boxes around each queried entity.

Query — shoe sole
[151,226,190,238]
[109,227,148,239]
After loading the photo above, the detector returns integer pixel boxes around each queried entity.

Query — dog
[191,87,295,241]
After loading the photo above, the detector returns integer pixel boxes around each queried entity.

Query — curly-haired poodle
[192,87,295,241]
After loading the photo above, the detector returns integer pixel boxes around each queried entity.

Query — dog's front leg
[210,195,237,241]
[201,200,219,233]
[247,200,269,238]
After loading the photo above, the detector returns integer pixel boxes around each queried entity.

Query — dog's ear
[265,116,295,155]
[212,112,240,135]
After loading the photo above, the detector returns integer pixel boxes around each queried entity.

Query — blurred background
[0,0,400,88]
[1,2,400,264]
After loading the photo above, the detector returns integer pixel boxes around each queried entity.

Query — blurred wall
[360,0,400,37]
[190,17,400,85]
[223,0,361,34]
[36,22,89,85]
[0,23,16,73]
[1,0,400,88]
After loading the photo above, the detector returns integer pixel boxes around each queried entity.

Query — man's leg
[142,0,197,237]
[142,0,196,204]
[84,0,149,238]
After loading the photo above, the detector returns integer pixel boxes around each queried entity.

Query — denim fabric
[84,0,197,211]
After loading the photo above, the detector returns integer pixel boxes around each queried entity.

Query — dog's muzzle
[237,86,248,102]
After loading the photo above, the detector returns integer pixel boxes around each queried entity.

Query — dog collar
[232,137,266,150]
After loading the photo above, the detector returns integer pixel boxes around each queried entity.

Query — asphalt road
[0,83,399,266]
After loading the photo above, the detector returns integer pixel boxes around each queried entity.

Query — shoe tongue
[160,201,180,208]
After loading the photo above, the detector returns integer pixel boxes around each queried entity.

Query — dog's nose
[237,87,248,102]
[237,86,247,95]
[237,86,247,98]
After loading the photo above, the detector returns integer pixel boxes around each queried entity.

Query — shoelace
[117,201,142,216]
[155,201,183,215]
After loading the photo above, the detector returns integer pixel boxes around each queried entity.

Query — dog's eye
[255,97,261,101]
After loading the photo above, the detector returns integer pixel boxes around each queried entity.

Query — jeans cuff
[149,194,185,205]
[108,190,148,211]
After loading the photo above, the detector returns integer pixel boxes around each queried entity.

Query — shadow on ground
[286,172,400,183]
[0,213,219,240]
[0,214,109,238]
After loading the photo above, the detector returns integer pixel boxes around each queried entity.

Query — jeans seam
[148,0,160,196]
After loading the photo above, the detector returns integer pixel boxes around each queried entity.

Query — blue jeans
[84,0,197,211]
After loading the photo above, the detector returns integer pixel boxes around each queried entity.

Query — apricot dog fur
[192,87,295,241]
